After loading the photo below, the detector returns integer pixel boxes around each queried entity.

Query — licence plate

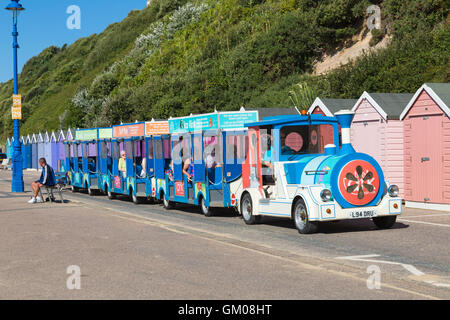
[349,210,377,219]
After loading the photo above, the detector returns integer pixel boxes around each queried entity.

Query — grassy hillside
[0,0,448,142]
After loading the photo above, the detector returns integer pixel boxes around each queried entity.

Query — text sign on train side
[75,129,98,141]
[12,94,21,120]
[113,123,145,138]
[145,121,169,136]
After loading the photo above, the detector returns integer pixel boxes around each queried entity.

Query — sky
[0,0,147,83]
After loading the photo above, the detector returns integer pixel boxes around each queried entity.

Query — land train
[64,109,402,234]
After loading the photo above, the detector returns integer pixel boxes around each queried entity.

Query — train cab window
[280,124,334,158]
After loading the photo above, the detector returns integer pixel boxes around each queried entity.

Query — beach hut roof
[50,131,57,142]
[309,97,358,117]
[66,128,74,141]
[38,132,44,142]
[57,129,66,141]
[400,83,450,120]
[353,91,413,120]
[31,134,37,143]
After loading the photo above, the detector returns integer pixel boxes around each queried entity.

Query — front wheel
[372,216,397,229]
[241,193,261,225]
[293,199,318,234]
[200,197,213,217]
[163,195,173,210]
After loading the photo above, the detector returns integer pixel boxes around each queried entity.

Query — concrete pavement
[0,170,448,299]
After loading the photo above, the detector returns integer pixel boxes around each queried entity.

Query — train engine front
[239,110,402,234]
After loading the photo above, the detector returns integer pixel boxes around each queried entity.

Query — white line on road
[336,254,424,276]
[336,254,450,289]
[402,213,450,219]
[397,218,450,228]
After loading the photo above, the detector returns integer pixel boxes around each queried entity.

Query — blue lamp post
[6,0,25,192]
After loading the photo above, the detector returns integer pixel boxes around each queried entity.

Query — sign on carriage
[12,94,22,120]
[168,110,259,133]
[98,128,113,139]
[113,123,145,138]
[75,128,98,141]
[145,121,169,136]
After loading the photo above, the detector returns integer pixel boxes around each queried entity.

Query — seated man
[29,158,56,204]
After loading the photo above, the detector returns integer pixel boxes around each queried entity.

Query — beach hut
[26,135,32,169]
[31,134,38,169]
[56,130,66,172]
[37,132,45,165]
[400,83,450,210]
[20,136,27,169]
[49,131,58,171]
[308,97,358,117]
[351,92,413,198]
[43,132,51,164]
[6,138,12,159]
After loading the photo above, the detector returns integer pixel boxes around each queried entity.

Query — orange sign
[145,121,169,136]
[12,94,21,120]
[113,123,145,138]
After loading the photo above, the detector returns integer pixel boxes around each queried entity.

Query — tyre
[88,187,95,196]
[241,193,261,225]
[132,193,141,205]
[162,194,173,210]
[71,185,77,193]
[293,199,318,234]
[106,185,115,200]
[200,197,213,217]
[372,216,397,229]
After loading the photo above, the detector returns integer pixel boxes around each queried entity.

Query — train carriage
[237,110,402,234]
[156,110,258,215]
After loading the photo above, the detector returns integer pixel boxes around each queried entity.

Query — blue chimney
[334,110,355,154]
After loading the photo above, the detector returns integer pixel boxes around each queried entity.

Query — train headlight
[388,185,399,197]
[320,189,332,202]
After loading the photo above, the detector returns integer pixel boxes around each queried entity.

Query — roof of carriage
[245,113,339,128]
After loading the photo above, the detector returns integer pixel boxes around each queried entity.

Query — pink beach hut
[351,92,413,198]
[400,83,450,210]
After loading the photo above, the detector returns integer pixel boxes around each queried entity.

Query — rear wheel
[200,197,213,217]
[293,199,318,234]
[162,193,173,210]
[241,193,261,225]
[372,216,397,229]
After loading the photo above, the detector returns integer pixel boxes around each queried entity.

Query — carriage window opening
[147,139,153,159]
[225,133,247,165]
[125,141,133,159]
[163,137,171,159]
[193,136,203,164]
[204,135,222,166]
[154,139,162,159]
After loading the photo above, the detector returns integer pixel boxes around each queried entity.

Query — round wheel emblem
[338,160,379,206]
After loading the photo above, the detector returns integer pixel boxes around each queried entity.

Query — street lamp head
[5,0,25,11]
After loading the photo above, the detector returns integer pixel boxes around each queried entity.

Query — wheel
[372,216,397,229]
[88,187,95,196]
[200,197,213,217]
[241,193,261,225]
[106,185,115,200]
[132,193,141,205]
[293,199,318,234]
[71,185,77,193]
[162,194,173,210]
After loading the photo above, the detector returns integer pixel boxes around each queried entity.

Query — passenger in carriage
[119,150,127,178]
